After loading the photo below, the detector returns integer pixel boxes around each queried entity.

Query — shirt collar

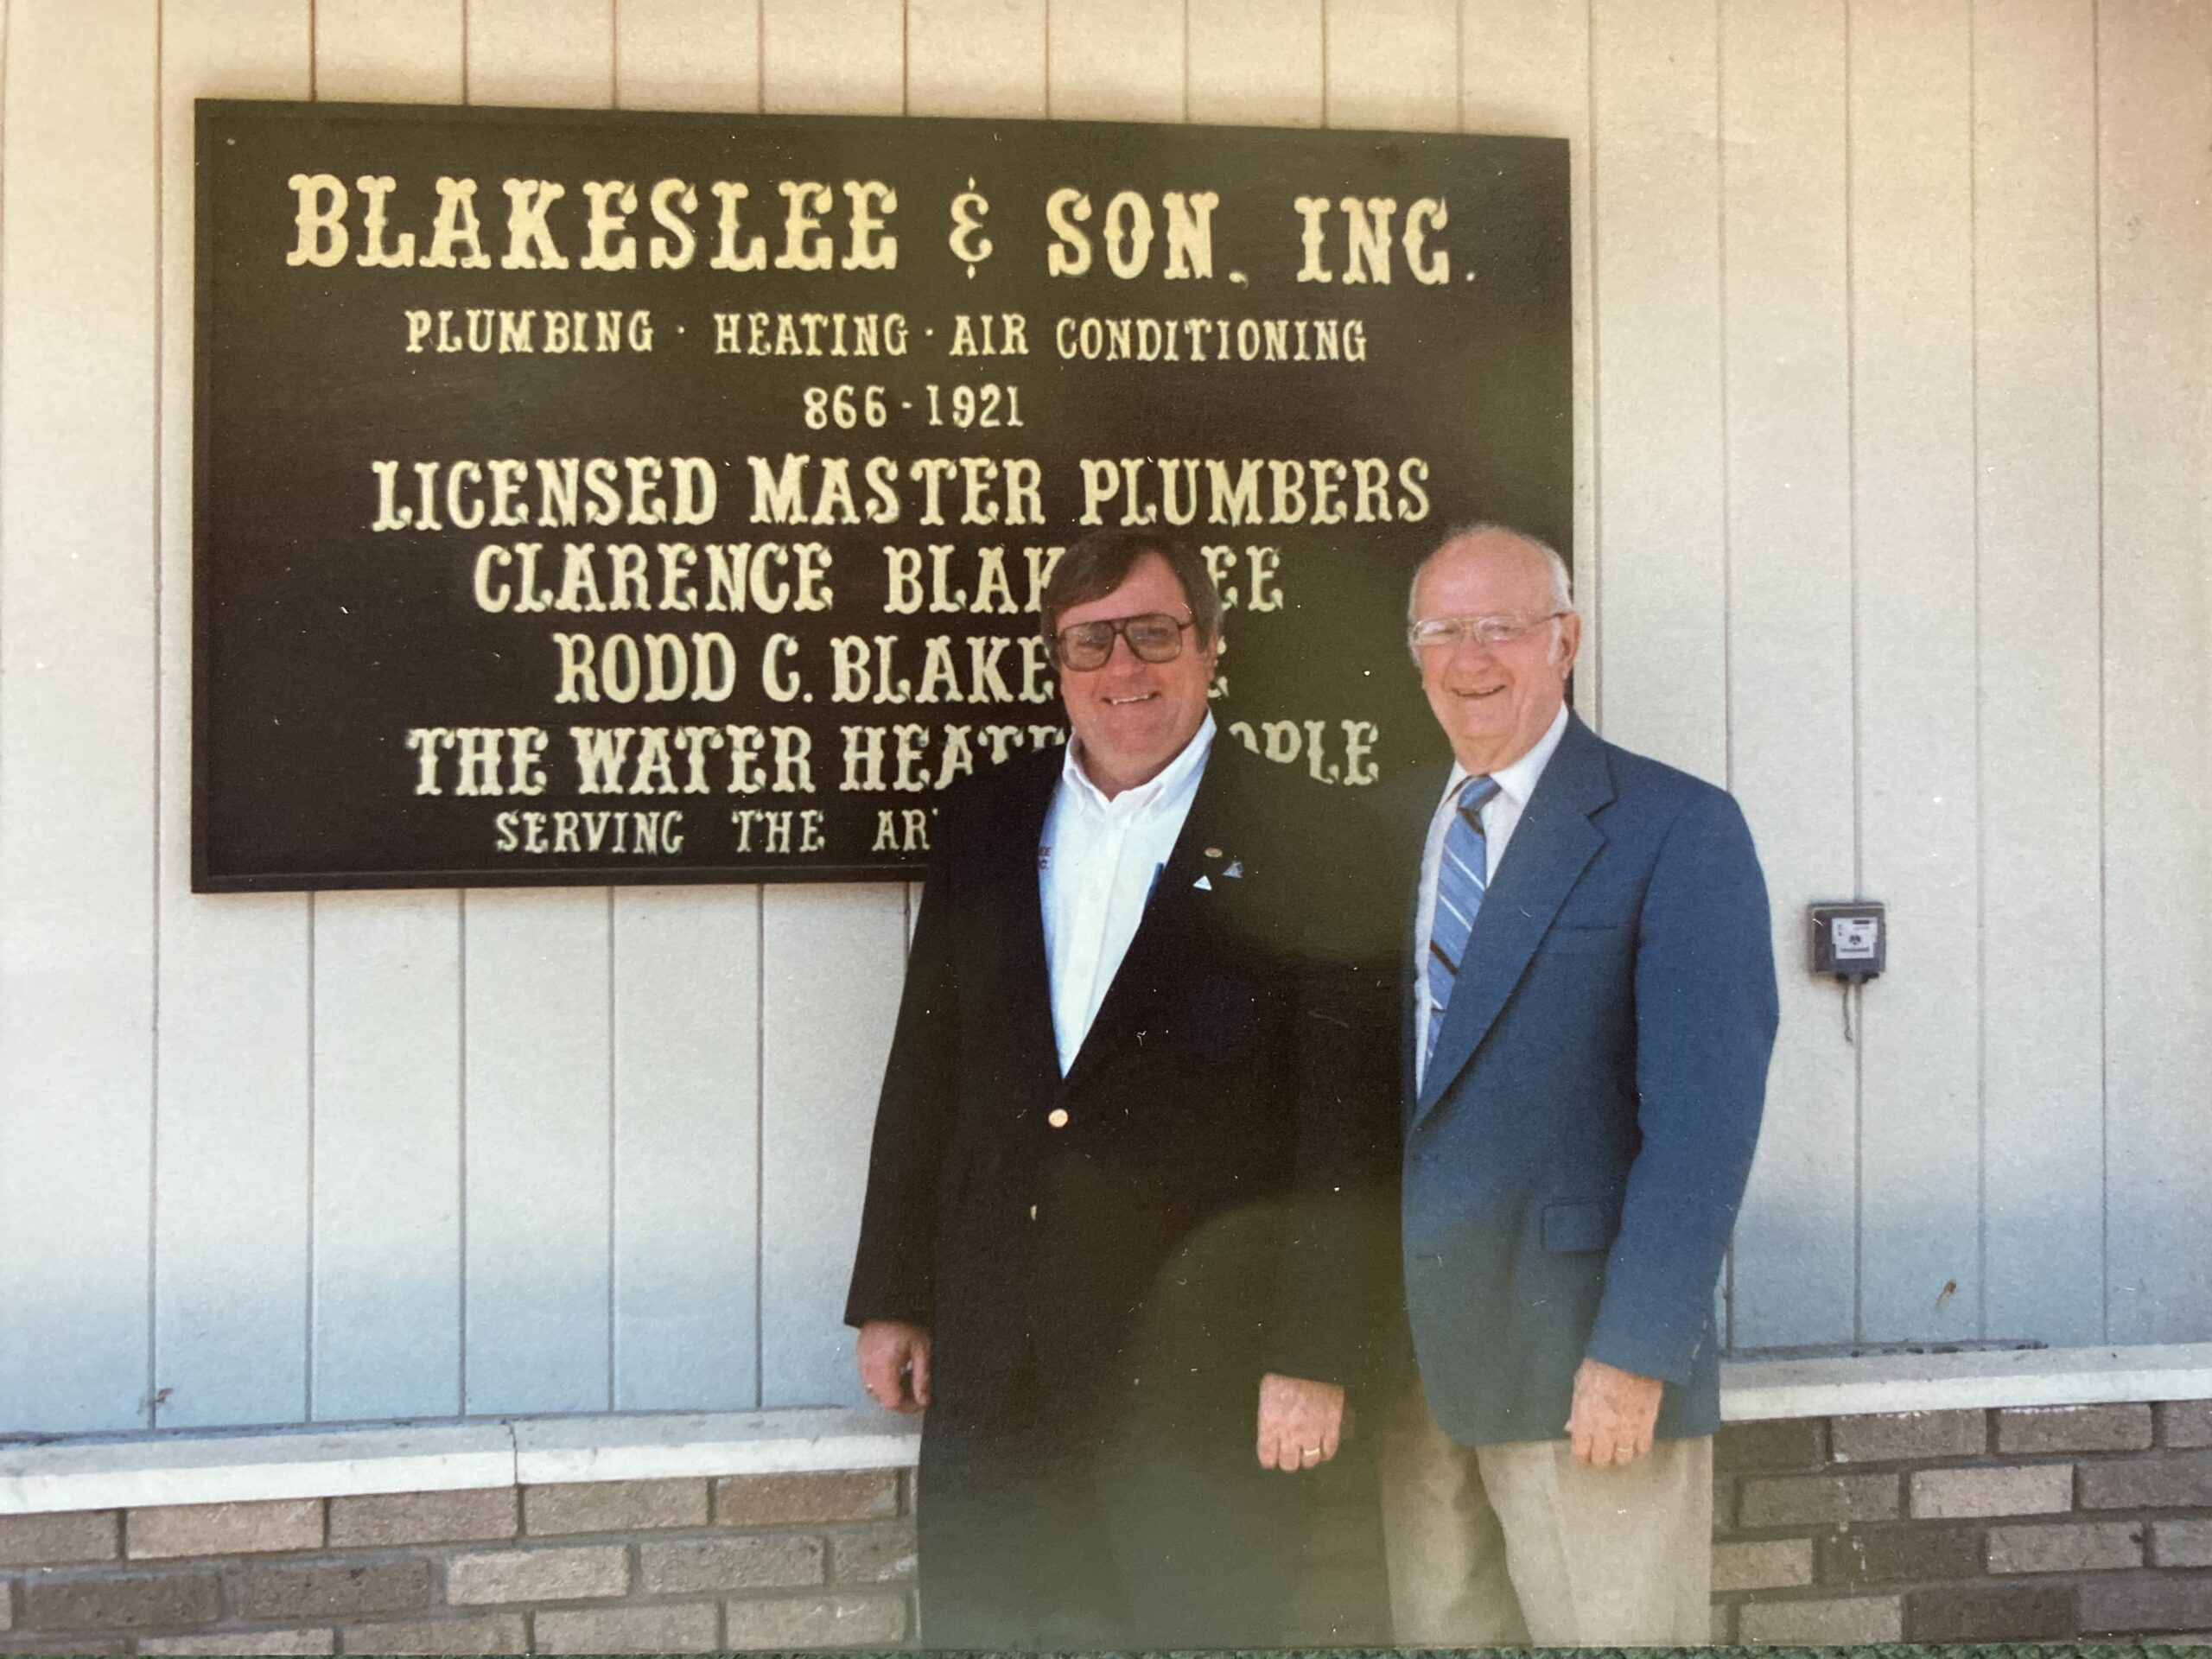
[1064,711,1217,816]
[1441,702,1572,811]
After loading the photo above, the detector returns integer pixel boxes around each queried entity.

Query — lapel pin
[1204,846,1224,859]
[1222,860,1244,880]
[1192,874,1213,891]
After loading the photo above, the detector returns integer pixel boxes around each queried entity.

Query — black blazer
[845,737,1396,1440]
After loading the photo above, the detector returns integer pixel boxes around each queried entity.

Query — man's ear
[1552,610,1584,675]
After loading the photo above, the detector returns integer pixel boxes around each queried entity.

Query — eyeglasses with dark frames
[1052,611,1197,671]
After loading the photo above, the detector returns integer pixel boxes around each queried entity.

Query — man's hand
[1566,1356,1663,1466]
[1256,1372,1346,1471]
[856,1320,931,1413]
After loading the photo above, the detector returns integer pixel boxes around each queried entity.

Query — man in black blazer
[1376,524,1777,1643]
[845,530,1389,1649]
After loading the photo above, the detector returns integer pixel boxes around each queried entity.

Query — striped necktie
[1426,774,1501,1066]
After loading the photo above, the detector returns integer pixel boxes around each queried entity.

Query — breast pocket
[1542,923,1629,958]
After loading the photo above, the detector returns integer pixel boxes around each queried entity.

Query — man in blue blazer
[1377,524,1777,1643]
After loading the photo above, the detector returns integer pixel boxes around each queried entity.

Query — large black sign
[194,100,1567,888]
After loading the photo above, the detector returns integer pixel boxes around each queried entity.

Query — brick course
[337,1612,526,1654]
[138,1630,335,1656]
[2080,1449,2212,1510]
[2164,1402,2212,1449]
[639,1535,823,1594]
[723,1591,908,1649]
[827,1520,918,1584]
[1986,1519,2145,1573]
[524,1479,709,1535]
[1818,1521,1984,1585]
[444,1545,630,1605]
[126,1501,323,1561]
[1737,1593,1903,1644]
[22,1571,223,1632]
[0,1512,119,1568]
[1713,1537,1812,1592]
[1911,1462,2073,1518]
[715,1471,899,1528]
[327,1490,517,1549]
[2155,1520,2212,1568]
[1999,1403,2154,1453]
[1831,1408,1987,1462]
[1738,1470,1900,1528]
[534,1602,720,1654]
[238,1561,432,1621]
[1907,1582,2077,1642]
[2080,1572,2212,1634]
[1715,1417,1827,1472]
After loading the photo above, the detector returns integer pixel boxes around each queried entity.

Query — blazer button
[1047,1108,1070,1128]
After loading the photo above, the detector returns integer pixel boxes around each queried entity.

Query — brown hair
[1039,528,1224,647]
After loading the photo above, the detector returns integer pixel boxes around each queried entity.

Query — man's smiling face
[1057,551,1217,798]
[1411,529,1580,776]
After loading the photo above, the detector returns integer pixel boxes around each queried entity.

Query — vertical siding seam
[1967,0,1988,1343]
[1041,0,1051,116]
[1180,0,1189,122]
[148,0,168,1433]
[308,0,317,99]
[2090,0,2109,1345]
[1712,0,1733,1345]
[1841,0,1863,1349]
[609,0,620,109]
[900,0,908,117]
[458,0,474,1422]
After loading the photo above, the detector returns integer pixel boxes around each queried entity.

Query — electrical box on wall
[1810,902,1886,982]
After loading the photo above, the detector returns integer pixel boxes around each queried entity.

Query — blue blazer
[1392,714,1778,1445]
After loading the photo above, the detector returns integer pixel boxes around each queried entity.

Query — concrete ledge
[6,1345,2209,1517]
[512,1408,918,1486]
[1722,1342,2212,1422]
[1,1410,918,1517]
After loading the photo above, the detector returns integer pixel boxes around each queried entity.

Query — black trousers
[914,1354,1325,1650]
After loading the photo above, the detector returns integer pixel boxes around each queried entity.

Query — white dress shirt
[1413,702,1571,1091]
[1039,714,1216,1074]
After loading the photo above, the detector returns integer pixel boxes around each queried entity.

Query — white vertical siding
[608,0,766,1417]
[753,0,912,1413]
[0,0,2205,1436]
[454,0,620,1417]
[0,0,162,1435]
[1848,0,1982,1344]
[1586,0,1727,782]
[149,0,315,1430]
[1716,0,1856,1351]
[2098,0,2212,1344]
[304,0,469,1428]
[1973,0,2105,1347]
[1459,0,1598,722]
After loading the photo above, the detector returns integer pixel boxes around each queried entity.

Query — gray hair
[1407,523,1574,622]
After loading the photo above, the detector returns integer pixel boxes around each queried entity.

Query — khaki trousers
[1377,1373,1713,1647]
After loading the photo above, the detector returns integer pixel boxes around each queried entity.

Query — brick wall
[9,1400,2212,1651]
[1713,1398,2212,1643]
[0,1471,912,1656]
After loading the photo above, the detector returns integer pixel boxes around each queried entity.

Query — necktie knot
[1459,774,1500,819]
